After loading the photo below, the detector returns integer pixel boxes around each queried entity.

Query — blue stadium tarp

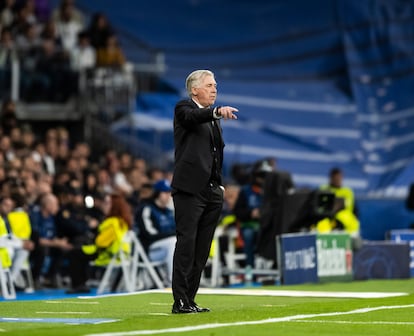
[79,0,414,196]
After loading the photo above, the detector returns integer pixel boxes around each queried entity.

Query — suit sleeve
[175,100,214,129]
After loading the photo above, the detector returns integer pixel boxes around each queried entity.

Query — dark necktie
[210,121,222,183]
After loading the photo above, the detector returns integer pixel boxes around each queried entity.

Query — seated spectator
[26,37,76,102]
[29,192,72,288]
[0,0,16,29]
[135,179,176,285]
[65,193,133,294]
[32,140,55,175]
[15,22,41,57]
[0,28,17,99]
[39,18,63,48]
[96,34,125,69]
[55,184,98,247]
[0,98,18,134]
[87,12,114,49]
[7,191,34,280]
[85,191,111,224]
[106,153,133,196]
[8,1,35,37]
[127,166,151,209]
[96,166,113,194]
[51,0,84,27]
[69,30,95,72]
[0,194,34,290]
[54,0,83,51]
[20,0,37,25]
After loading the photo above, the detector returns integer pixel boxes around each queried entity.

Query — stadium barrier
[387,229,414,277]
[278,231,411,285]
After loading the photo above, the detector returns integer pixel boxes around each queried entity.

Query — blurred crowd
[0,0,129,102]
[0,98,173,292]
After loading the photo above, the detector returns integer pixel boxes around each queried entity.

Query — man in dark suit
[171,69,238,313]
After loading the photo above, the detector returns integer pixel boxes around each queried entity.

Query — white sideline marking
[196,288,407,299]
[84,304,414,336]
[294,320,414,325]
[36,312,91,314]
[148,313,169,316]
[261,304,287,308]
[122,287,407,299]
[46,301,100,304]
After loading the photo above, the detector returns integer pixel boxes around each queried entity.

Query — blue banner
[279,233,318,285]
[353,241,410,280]
[388,229,414,277]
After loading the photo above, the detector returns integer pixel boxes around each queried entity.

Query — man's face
[157,191,172,208]
[192,74,217,107]
[330,172,343,188]
[0,198,14,216]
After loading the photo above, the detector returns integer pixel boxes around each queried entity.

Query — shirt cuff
[213,106,222,119]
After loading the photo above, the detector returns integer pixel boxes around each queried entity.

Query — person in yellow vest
[0,195,34,286]
[317,167,360,237]
[65,193,133,294]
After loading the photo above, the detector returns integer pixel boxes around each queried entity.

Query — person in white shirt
[54,2,83,51]
[70,31,96,71]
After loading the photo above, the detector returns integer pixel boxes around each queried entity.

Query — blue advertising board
[353,241,410,280]
[388,229,414,277]
[278,233,318,285]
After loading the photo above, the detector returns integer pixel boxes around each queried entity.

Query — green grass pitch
[0,279,413,336]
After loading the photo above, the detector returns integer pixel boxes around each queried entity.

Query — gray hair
[185,69,214,98]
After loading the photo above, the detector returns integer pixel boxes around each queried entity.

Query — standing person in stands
[171,69,238,314]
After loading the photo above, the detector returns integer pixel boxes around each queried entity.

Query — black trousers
[67,248,97,288]
[172,183,223,303]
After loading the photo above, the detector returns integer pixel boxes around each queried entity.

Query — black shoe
[172,299,197,314]
[65,285,90,294]
[190,301,210,313]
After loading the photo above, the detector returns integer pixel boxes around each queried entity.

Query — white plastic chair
[0,260,16,300]
[13,258,35,293]
[95,230,135,295]
[129,232,165,290]
[95,231,165,294]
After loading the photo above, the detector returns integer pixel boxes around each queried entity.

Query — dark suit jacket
[171,99,224,195]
